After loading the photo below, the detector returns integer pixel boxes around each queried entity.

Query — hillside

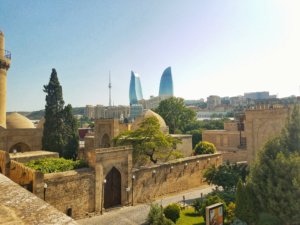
[7,107,85,120]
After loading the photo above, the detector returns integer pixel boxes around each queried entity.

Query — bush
[192,195,226,218]
[226,202,236,224]
[147,204,175,225]
[25,157,87,173]
[194,141,216,155]
[163,204,180,223]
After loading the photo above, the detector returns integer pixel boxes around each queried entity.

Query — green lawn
[176,207,205,225]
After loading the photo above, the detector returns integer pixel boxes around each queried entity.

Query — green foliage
[226,202,236,224]
[281,104,300,153]
[42,69,79,158]
[42,69,65,156]
[184,119,226,133]
[194,141,216,155]
[192,195,225,218]
[114,117,180,164]
[235,180,258,224]
[176,208,205,225]
[210,190,236,205]
[186,129,202,149]
[25,158,87,174]
[231,218,247,225]
[163,204,180,223]
[147,204,175,225]
[204,162,248,191]
[62,104,79,159]
[155,97,196,134]
[243,105,300,224]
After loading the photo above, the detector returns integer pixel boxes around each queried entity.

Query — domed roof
[6,112,35,129]
[131,110,168,133]
[36,117,45,129]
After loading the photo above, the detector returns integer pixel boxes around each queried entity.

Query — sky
[1,0,300,111]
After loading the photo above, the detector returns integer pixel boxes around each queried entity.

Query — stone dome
[6,112,35,129]
[131,109,168,133]
[36,117,45,129]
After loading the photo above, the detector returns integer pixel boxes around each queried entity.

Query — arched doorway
[104,167,121,209]
[101,134,111,148]
[9,142,31,153]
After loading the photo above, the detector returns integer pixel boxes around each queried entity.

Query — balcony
[1,49,11,60]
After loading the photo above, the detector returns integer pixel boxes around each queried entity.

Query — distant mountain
[8,107,85,120]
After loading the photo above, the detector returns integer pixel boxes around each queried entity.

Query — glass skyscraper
[159,67,174,97]
[129,71,143,105]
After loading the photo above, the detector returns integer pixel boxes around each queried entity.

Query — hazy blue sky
[1,0,300,111]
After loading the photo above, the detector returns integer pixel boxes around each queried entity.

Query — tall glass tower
[129,71,143,105]
[159,67,173,97]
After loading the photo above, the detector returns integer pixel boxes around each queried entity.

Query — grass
[176,207,205,225]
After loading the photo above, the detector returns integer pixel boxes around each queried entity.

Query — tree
[194,141,216,155]
[62,104,79,159]
[42,69,79,159]
[192,195,226,219]
[163,204,180,223]
[245,105,300,224]
[42,69,65,155]
[147,204,175,225]
[235,180,258,224]
[204,162,248,191]
[155,97,196,134]
[114,116,180,164]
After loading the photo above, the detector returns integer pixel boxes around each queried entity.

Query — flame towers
[159,67,173,97]
[129,71,143,105]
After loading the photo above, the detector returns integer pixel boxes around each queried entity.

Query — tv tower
[109,71,112,107]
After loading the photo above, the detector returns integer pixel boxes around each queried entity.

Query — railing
[0,49,11,60]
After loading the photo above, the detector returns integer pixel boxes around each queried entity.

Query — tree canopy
[239,105,300,224]
[113,116,180,164]
[155,97,196,134]
[42,69,79,159]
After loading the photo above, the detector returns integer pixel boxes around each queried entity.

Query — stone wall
[0,149,9,175]
[10,150,59,163]
[9,160,44,195]
[43,168,95,219]
[132,153,222,203]
[0,174,77,224]
[171,134,193,157]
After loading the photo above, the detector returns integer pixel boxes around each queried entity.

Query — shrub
[194,141,216,155]
[25,157,87,173]
[148,204,162,225]
[226,202,236,224]
[163,204,180,223]
[147,204,175,225]
[192,195,225,218]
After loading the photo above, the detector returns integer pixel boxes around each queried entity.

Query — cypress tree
[42,69,65,155]
[62,104,79,159]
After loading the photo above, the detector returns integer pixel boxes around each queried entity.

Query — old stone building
[203,104,290,163]
[0,31,43,153]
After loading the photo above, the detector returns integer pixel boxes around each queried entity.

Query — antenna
[109,71,112,107]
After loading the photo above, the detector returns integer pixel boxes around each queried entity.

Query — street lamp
[44,183,48,201]
[101,179,106,215]
[126,187,131,206]
[131,175,135,206]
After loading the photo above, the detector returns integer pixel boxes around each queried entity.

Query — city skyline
[1,0,300,111]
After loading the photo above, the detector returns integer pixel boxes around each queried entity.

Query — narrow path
[77,185,213,225]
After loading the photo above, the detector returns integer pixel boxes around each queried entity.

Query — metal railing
[0,49,11,60]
